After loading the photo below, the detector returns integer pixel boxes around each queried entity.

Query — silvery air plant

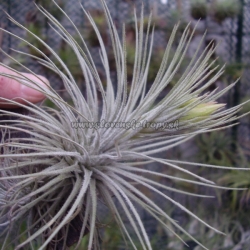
[0,0,249,250]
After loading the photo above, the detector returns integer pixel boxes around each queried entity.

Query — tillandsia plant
[0,0,249,250]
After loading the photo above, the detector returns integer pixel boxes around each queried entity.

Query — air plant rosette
[87,10,108,47]
[0,0,249,250]
[24,23,51,59]
[138,17,163,33]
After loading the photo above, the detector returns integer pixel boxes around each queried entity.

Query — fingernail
[20,76,49,101]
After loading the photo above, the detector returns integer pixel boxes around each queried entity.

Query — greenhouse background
[0,0,250,249]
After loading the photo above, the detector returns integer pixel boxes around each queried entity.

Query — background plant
[190,0,241,23]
